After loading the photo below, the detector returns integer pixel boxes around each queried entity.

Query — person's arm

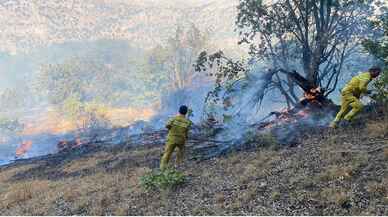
[185,121,192,139]
[166,118,174,130]
[358,75,371,94]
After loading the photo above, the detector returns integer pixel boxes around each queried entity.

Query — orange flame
[15,141,33,157]
[303,87,322,101]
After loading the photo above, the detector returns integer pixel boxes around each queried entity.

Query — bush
[62,95,111,130]
[82,102,111,130]
[139,169,185,191]
[371,70,388,104]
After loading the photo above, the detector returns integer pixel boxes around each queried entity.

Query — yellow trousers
[160,141,185,170]
[332,92,363,125]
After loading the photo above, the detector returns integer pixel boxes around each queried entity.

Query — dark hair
[179,105,188,115]
[369,66,382,73]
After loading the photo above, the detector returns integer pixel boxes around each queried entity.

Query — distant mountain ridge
[0,0,240,54]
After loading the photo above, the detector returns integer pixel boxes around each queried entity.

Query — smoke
[0,38,218,166]
[0,41,153,164]
[202,62,282,137]
[3,4,376,165]
[0,0,243,166]
[0,133,80,166]
[196,60,340,158]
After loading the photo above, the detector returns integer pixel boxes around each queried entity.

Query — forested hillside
[0,0,240,53]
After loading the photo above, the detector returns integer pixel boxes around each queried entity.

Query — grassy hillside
[0,109,387,215]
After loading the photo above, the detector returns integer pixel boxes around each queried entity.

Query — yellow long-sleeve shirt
[342,72,372,98]
[166,115,192,144]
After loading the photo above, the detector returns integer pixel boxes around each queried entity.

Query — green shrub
[62,94,112,130]
[363,14,387,104]
[371,70,388,104]
[139,169,185,191]
[222,114,233,123]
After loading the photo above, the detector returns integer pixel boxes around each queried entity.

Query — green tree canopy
[363,13,388,102]
[236,0,380,104]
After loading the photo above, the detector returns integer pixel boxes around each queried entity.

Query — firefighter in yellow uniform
[330,67,381,128]
[160,105,192,170]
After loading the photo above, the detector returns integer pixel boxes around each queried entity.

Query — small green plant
[270,191,281,201]
[371,71,388,104]
[140,168,185,191]
[222,114,233,123]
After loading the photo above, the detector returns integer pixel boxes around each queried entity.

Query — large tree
[363,13,388,66]
[148,24,210,92]
[147,24,211,111]
[236,0,380,105]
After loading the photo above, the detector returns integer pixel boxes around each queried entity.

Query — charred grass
[0,114,388,215]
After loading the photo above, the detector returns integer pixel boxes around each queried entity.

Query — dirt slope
[0,112,387,215]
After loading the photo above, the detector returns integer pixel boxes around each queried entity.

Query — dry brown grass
[0,165,37,183]
[366,180,388,197]
[383,148,388,160]
[215,192,226,204]
[130,147,160,157]
[191,206,216,215]
[1,180,52,208]
[227,152,242,165]
[299,176,316,189]
[351,154,368,168]
[62,152,111,174]
[321,150,343,164]
[320,187,351,207]
[221,151,278,186]
[365,120,388,138]
[239,188,257,204]
[0,163,147,215]
[318,152,367,183]
[229,199,243,212]
[325,133,347,146]
[114,206,128,216]
[318,165,353,181]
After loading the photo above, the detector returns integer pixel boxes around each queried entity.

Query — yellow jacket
[166,115,192,144]
[342,72,372,98]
